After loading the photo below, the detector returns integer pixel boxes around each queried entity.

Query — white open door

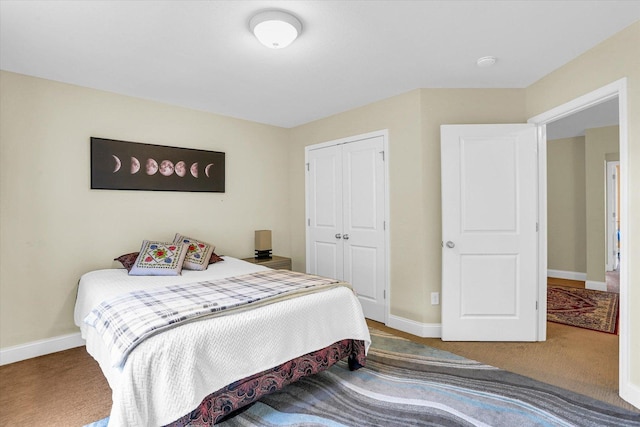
[441,124,538,341]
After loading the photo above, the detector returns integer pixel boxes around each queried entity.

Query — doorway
[546,97,620,291]
[528,78,630,405]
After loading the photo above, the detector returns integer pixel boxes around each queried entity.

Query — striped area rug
[217,328,639,426]
[87,328,640,426]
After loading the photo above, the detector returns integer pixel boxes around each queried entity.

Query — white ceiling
[1,1,638,128]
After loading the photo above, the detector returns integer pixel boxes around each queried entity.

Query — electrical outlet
[431,292,439,305]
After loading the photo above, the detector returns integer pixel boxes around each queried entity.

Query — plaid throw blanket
[84,270,343,368]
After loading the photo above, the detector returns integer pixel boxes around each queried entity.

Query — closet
[305,131,388,322]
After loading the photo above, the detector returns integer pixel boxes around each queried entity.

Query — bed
[74,255,371,426]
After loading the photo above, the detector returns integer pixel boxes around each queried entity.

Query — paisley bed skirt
[166,338,366,426]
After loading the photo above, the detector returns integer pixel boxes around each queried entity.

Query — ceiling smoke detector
[476,56,497,67]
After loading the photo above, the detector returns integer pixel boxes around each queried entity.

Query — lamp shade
[255,230,272,251]
[249,10,302,49]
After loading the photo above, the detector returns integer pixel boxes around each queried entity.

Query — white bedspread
[74,257,371,426]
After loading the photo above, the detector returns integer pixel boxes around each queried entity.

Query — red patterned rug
[547,285,619,334]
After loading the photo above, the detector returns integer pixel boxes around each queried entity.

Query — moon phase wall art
[91,137,225,192]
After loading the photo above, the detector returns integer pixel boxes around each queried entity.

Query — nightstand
[242,255,292,270]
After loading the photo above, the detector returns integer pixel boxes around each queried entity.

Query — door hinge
[306,163,310,171]
[536,222,539,232]
[383,221,386,230]
[307,218,310,226]
[536,301,539,310]
[383,290,386,299]
[380,151,385,161]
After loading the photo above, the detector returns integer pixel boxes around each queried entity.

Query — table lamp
[255,230,272,259]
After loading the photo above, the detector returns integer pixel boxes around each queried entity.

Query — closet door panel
[307,145,344,280]
[342,136,386,322]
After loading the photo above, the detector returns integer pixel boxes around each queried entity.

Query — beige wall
[0,71,291,347]
[585,126,620,283]
[526,20,639,392]
[289,89,526,324]
[547,136,587,274]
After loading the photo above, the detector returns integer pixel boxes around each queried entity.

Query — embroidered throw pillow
[114,252,139,272]
[173,234,215,271]
[129,241,189,276]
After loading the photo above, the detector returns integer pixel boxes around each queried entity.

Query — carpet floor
[87,328,640,426]
[547,285,619,334]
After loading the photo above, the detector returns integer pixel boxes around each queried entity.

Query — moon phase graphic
[159,160,174,177]
[205,163,214,178]
[190,162,199,178]
[175,161,186,177]
[146,158,159,175]
[131,157,140,174]
[112,155,121,173]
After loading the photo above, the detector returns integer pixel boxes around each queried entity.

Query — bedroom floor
[0,345,111,426]
[0,320,634,426]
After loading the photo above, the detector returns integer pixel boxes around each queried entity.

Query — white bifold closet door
[306,134,386,322]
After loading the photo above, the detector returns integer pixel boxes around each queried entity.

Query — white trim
[616,79,634,409]
[386,314,441,338]
[527,80,621,124]
[383,132,391,327]
[585,280,607,292]
[304,129,388,152]
[536,124,548,342]
[620,380,640,411]
[0,332,84,366]
[528,78,635,409]
[304,129,390,325]
[547,270,587,281]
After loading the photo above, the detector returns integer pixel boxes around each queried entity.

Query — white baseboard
[386,314,441,338]
[620,379,640,410]
[585,280,607,291]
[547,269,587,281]
[0,332,85,366]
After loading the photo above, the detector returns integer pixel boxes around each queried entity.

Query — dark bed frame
[166,339,366,426]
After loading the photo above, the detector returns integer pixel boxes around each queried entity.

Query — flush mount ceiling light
[476,56,497,67]
[249,10,302,49]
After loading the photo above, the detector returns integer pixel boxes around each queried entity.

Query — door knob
[343,234,350,240]
[446,241,455,248]
[335,233,342,239]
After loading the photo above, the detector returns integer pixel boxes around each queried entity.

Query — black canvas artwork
[91,137,225,192]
